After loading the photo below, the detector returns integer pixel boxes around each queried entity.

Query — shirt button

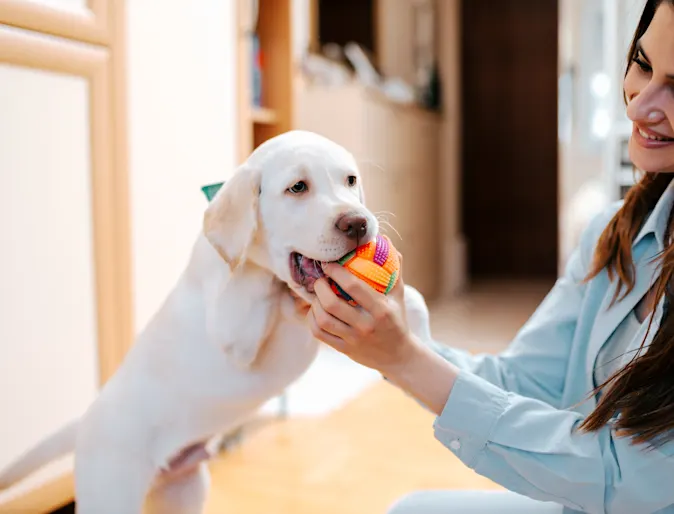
[449,439,461,451]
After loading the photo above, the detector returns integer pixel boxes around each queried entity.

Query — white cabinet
[0,62,100,506]
[0,14,130,512]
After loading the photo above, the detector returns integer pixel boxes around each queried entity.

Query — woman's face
[624,2,674,173]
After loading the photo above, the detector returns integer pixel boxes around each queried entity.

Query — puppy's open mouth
[290,252,329,293]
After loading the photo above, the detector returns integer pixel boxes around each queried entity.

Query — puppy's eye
[347,176,357,187]
[288,181,308,194]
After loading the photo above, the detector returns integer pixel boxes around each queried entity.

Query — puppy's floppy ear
[202,166,279,369]
[203,164,260,269]
[205,261,281,369]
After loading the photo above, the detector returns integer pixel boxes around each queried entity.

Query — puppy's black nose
[336,213,368,240]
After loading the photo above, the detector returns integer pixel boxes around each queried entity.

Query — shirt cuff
[433,370,510,468]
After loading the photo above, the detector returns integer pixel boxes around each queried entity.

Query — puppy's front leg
[403,284,433,344]
[205,262,280,369]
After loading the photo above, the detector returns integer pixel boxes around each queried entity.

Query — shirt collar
[633,178,674,250]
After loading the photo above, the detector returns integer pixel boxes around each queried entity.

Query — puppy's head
[204,130,378,302]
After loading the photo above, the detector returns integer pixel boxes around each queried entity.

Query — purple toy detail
[373,235,389,267]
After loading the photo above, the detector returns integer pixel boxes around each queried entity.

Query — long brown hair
[579,0,674,446]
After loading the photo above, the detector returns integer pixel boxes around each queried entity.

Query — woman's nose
[626,87,666,125]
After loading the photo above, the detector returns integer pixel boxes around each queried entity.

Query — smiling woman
[582,0,674,442]
[310,1,674,513]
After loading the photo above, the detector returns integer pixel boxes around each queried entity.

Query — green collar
[201,181,224,202]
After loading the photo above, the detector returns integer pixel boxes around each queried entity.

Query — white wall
[126,0,238,332]
[556,0,644,267]
[557,0,605,267]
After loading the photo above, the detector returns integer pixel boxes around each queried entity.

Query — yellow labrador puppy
[0,130,433,513]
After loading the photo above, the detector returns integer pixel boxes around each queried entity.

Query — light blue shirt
[593,309,642,394]
[428,181,674,514]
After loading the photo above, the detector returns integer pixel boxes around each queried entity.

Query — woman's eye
[288,181,308,194]
[633,56,652,73]
[347,175,357,187]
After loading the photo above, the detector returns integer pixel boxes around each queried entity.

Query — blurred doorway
[461,0,559,280]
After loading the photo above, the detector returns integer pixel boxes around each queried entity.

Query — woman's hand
[308,258,419,377]
[308,258,461,415]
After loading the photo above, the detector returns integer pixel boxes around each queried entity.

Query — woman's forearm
[382,336,460,416]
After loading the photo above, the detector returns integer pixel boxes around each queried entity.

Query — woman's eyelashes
[633,48,652,74]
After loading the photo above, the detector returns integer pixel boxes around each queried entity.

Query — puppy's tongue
[299,256,326,293]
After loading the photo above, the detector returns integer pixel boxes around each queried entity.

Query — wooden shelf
[251,107,278,125]
[236,0,293,162]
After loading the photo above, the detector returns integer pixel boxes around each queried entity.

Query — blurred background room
[0,0,646,512]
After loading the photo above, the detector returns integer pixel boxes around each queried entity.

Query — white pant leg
[387,490,564,514]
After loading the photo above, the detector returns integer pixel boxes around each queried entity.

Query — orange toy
[330,234,400,306]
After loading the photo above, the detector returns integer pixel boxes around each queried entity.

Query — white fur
[0,130,433,513]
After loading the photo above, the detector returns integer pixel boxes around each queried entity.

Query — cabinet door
[0,26,130,513]
[0,0,110,44]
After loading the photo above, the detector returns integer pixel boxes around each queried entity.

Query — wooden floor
[203,280,552,514]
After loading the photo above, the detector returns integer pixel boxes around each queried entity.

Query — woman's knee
[387,490,451,514]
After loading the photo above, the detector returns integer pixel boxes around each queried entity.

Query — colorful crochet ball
[330,234,400,306]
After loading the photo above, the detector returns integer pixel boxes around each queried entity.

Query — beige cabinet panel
[0,62,99,504]
[0,0,110,44]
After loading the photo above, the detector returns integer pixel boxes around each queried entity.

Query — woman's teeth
[639,128,673,142]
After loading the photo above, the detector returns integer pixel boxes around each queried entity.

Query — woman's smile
[633,124,674,149]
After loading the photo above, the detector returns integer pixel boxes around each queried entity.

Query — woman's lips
[633,124,674,149]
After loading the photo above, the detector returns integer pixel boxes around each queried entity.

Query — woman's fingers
[321,264,388,318]
[309,298,353,338]
[307,306,347,350]
[313,278,364,326]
